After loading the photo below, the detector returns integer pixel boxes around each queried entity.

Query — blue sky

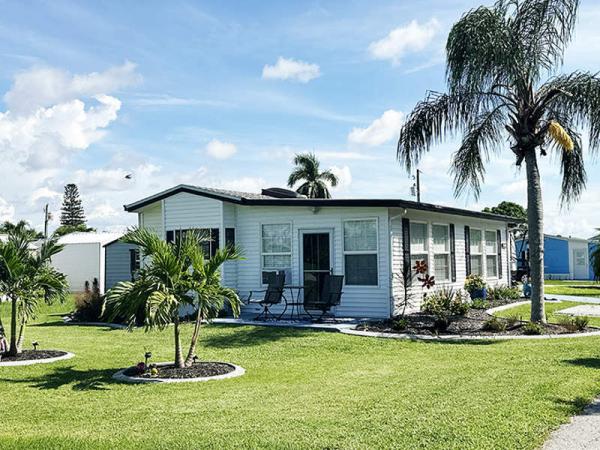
[0,0,599,237]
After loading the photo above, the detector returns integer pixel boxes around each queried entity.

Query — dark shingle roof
[124,184,523,223]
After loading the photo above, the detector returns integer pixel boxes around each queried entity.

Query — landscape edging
[112,361,246,384]
[0,351,75,366]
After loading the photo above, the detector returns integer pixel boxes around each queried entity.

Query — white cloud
[5,61,140,115]
[368,19,440,65]
[30,187,62,203]
[87,203,120,220]
[217,177,267,193]
[330,165,352,189]
[262,57,321,83]
[0,197,15,222]
[348,109,404,146]
[205,139,237,159]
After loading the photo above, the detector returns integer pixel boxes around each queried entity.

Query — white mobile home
[124,185,519,318]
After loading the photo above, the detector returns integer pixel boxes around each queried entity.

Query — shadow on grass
[0,366,120,391]
[552,396,597,416]
[202,324,315,348]
[419,338,501,346]
[564,358,600,369]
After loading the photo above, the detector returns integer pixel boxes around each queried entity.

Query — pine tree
[60,184,86,226]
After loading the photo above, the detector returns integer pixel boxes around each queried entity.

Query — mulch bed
[358,298,597,337]
[0,350,67,362]
[123,362,235,379]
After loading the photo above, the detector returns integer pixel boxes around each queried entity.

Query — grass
[544,280,598,285]
[494,299,600,327]
[2,300,600,448]
[545,285,600,297]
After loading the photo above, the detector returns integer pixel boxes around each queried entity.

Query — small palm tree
[0,225,69,356]
[398,0,600,323]
[287,153,339,198]
[104,228,242,368]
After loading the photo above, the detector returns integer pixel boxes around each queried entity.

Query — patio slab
[555,305,600,317]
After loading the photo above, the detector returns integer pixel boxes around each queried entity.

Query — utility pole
[43,204,51,239]
[416,169,421,203]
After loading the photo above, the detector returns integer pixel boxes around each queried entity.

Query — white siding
[105,241,138,291]
[140,203,164,238]
[51,243,101,293]
[234,205,391,318]
[390,208,511,314]
[164,192,221,230]
[222,203,237,287]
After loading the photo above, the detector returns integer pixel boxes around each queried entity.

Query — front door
[302,232,332,304]
[573,248,588,280]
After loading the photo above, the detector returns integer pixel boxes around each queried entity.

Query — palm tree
[397,0,599,323]
[104,228,242,368]
[0,226,68,356]
[287,153,339,198]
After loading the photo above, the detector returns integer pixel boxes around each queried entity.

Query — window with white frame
[410,222,429,270]
[470,228,483,276]
[485,230,498,278]
[432,224,450,281]
[343,219,378,286]
[261,223,292,283]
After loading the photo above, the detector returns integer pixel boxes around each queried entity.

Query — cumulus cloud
[262,57,321,83]
[0,197,15,222]
[368,19,440,65]
[205,139,237,159]
[348,109,404,146]
[330,165,352,189]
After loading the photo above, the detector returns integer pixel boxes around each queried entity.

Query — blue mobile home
[516,234,597,280]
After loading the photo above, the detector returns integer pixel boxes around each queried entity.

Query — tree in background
[53,223,96,237]
[397,0,600,323]
[287,153,339,199]
[0,220,43,240]
[483,201,527,220]
[60,184,86,227]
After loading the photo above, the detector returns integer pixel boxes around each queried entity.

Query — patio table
[282,285,305,321]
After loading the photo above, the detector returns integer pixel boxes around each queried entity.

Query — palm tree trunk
[184,311,203,367]
[524,150,546,323]
[173,314,185,368]
[8,295,19,356]
[16,319,25,353]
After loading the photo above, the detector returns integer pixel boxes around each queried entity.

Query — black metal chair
[246,271,286,320]
[304,274,344,321]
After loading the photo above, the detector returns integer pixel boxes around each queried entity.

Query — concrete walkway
[545,294,600,304]
[543,398,600,450]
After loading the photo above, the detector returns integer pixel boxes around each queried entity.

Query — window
[485,230,498,277]
[261,224,292,283]
[344,219,378,285]
[470,228,483,276]
[129,248,140,281]
[166,228,219,257]
[432,224,450,281]
[225,228,235,247]
[410,222,429,270]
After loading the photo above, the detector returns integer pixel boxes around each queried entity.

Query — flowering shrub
[464,275,486,293]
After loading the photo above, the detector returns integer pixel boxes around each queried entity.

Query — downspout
[388,211,406,318]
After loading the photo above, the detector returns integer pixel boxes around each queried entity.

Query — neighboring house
[124,185,519,319]
[516,234,598,280]
[103,238,140,292]
[50,232,127,294]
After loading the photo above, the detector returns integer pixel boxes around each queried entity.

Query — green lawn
[545,285,600,297]
[2,301,600,449]
[544,280,598,285]
[494,299,600,327]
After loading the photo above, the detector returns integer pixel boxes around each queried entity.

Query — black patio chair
[304,274,344,321]
[246,271,286,320]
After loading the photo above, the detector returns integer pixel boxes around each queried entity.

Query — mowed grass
[544,280,598,285]
[2,300,600,449]
[495,299,600,327]
[545,284,600,297]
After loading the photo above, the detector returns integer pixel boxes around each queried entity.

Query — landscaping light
[32,341,39,351]
[145,351,152,366]
[192,355,198,364]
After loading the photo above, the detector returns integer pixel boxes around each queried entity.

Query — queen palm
[287,152,339,198]
[398,0,599,322]
[104,228,242,368]
[0,224,69,356]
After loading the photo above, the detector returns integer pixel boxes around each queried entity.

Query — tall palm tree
[397,0,599,323]
[287,153,339,198]
[0,226,68,356]
[104,228,242,368]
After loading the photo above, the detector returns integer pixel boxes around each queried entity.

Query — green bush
[422,287,470,317]
[470,298,490,310]
[464,275,486,293]
[392,318,409,332]
[558,315,589,332]
[482,316,507,332]
[522,322,544,335]
[504,313,521,329]
[488,285,521,301]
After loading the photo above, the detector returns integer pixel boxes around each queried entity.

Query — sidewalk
[543,398,600,450]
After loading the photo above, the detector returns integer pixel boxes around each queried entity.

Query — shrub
[522,322,544,335]
[482,316,507,332]
[73,278,103,322]
[392,318,409,332]
[464,275,486,293]
[504,313,521,329]
[558,315,589,332]
[422,287,470,317]
[488,285,521,301]
[470,298,490,310]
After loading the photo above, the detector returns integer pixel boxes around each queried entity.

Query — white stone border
[0,351,75,366]
[112,361,245,384]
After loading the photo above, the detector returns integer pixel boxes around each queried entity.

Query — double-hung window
[485,230,498,278]
[261,223,292,283]
[432,224,450,281]
[470,228,483,276]
[343,219,378,286]
[410,222,429,270]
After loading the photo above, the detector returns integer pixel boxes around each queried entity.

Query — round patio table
[282,285,305,321]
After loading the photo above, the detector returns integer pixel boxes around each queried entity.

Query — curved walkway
[543,398,600,450]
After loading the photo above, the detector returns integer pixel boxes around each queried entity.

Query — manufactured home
[124,185,520,318]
